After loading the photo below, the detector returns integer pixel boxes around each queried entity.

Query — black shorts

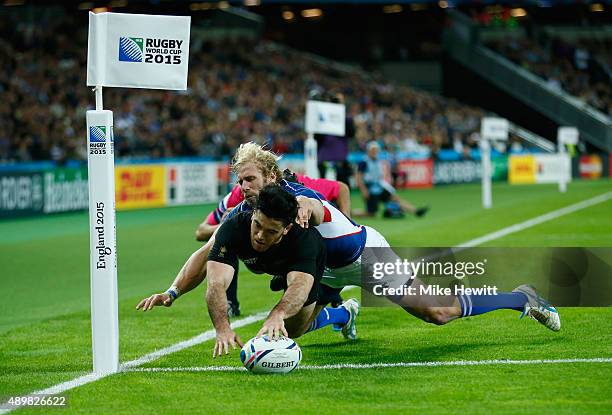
[366,189,392,214]
[304,280,320,307]
[270,275,323,307]
[316,283,343,306]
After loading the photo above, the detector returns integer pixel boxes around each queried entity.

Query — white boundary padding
[86,92,119,374]
[557,127,578,193]
[480,117,509,209]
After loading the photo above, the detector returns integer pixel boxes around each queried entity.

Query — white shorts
[322,226,410,289]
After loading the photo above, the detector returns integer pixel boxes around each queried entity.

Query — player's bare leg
[284,303,320,338]
[388,278,559,331]
[392,277,462,325]
[297,299,360,340]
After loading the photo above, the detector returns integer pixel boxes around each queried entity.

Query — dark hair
[256,184,298,226]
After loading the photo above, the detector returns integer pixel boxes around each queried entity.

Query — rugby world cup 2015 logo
[90,126,106,143]
[118,37,143,62]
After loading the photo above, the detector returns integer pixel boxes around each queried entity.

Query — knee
[422,308,454,325]
[286,321,311,339]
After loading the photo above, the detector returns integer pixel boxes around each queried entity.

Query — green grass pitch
[1,180,611,414]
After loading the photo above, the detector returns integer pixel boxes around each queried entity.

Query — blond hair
[231,142,283,182]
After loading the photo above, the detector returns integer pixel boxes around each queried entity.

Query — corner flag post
[304,133,318,179]
[480,117,509,209]
[85,85,118,374]
[557,126,578,193]
[480,138,492,209]
[85,11,191,374]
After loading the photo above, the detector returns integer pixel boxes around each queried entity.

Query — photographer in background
[355,141,429,218]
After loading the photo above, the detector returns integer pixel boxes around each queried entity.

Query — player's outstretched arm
[195,221,218,241]
[257,271,314,339]
[336,181,352,217]
[136,237,214,311]
[195,207,234,241]
[207,260,243,357]
[295,196,324,228]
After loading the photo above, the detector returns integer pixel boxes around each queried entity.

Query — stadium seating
[0,11,492,164]
[487,36,611,117]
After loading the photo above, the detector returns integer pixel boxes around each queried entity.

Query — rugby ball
[240,336,302,374]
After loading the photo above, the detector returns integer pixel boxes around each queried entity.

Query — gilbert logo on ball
[240,336,302,374]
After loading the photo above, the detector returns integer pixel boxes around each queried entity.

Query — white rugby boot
[341,298,360,340]
[513,284,561,332]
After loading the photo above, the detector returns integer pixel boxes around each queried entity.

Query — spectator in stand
[488,36,611,117]
[1,11,488,164]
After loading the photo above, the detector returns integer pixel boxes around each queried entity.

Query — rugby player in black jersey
[206,184,355,358]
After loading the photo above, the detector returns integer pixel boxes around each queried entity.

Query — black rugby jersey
[208,211,326,283]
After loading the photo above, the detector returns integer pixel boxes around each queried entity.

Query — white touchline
[458,190,612,247]
[125,357,612,372]
[2,190,611,414]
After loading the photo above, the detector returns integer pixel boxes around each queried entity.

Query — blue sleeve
[281,180,325,201]
[222,200,251,222]
[358,161,367,173]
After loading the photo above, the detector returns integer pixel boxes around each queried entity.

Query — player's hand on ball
[257,314,288,340]
[213,330,243,358]
[135,293,173,311]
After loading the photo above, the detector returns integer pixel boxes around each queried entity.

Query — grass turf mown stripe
[2,190,611,414]
[0,312,268,414]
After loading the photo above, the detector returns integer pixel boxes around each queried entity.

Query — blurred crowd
[487,36,611,116]
[0,12,489,164]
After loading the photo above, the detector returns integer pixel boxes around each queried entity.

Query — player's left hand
[257,314,288,340]
[213,329,243,358]
[295,196,312,228]
[135,293,173,311]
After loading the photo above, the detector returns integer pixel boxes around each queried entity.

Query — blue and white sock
[306,307,350,333]
[457,292,528,317]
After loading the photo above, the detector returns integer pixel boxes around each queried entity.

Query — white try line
[3,190,611,414]
[125,357,612,373]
